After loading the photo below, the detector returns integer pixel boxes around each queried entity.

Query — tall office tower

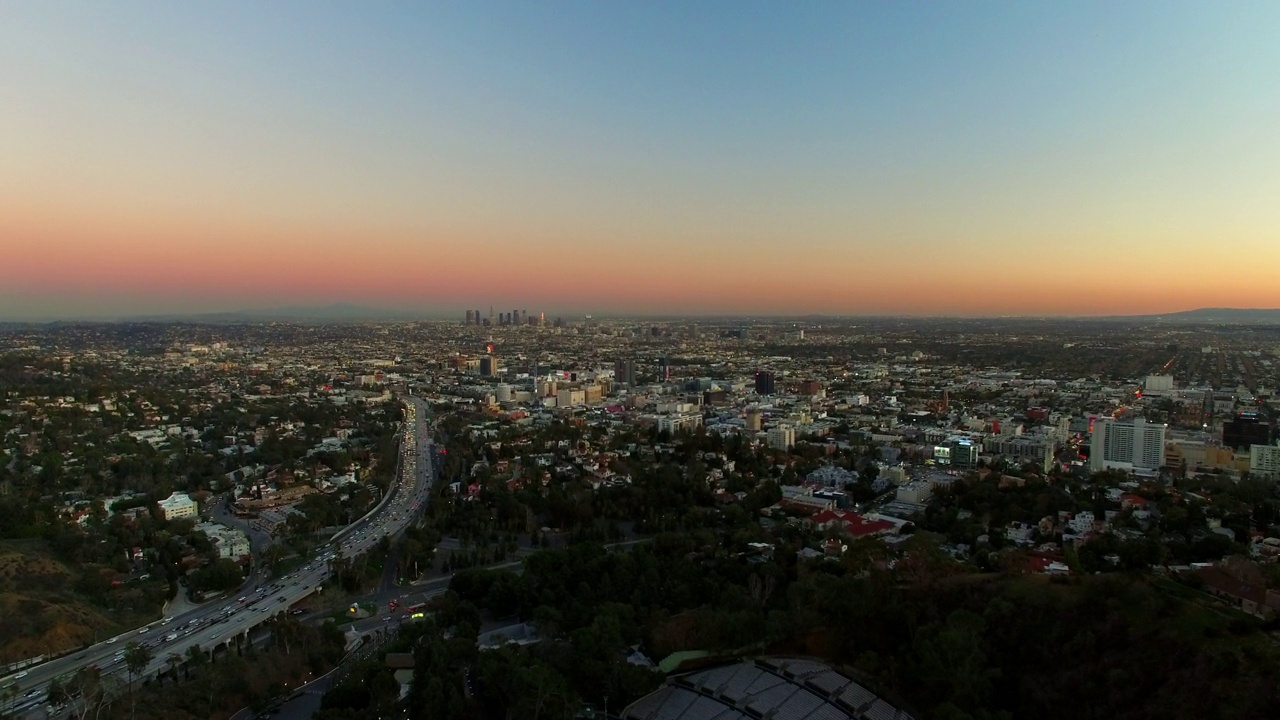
[539,311,545,327]
[658,356,671,382]
[1090,418,1167,472]
[1223,412,1274,451]
[489,306,495,325]
[475,309,481,325]
[614,359,636,386]
[521,309,528,325]
[754,371,776,396]
[479,355,500,377]
[465,310,475,325]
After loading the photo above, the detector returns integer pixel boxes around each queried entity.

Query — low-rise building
[157,492,198,521]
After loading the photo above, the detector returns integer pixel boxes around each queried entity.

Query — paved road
[1,399,438,720]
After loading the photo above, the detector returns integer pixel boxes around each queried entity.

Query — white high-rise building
[1251,445,1280,477]
[1090,418,1166,473]
[767,425,796,450]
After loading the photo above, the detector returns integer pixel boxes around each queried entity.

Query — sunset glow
[3,2,1280,319]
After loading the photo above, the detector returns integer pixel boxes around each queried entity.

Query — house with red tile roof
[810,509,896,538]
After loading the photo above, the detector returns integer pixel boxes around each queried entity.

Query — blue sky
[2,2,1279,318]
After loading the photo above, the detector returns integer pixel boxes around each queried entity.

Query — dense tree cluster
[391,537,1280,720]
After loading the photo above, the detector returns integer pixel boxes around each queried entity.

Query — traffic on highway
[1,397,438,719]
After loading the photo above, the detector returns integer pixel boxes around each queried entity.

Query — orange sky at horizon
[6,4,1280,320]
[5,202,1278,319]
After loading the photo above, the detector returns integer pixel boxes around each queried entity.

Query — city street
[2,398,437,720]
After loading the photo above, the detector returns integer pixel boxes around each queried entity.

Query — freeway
[1,398,439,719]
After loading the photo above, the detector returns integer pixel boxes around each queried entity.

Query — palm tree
[123,640,152,720]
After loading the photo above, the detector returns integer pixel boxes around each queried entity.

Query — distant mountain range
[1104,308,1280,324]
[125,303,429,323]
[4,304,1280,325]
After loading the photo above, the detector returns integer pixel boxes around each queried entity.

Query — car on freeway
[14,671,28,680]
[107,636,119,644]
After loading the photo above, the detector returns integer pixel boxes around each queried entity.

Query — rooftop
[622,657,914,720]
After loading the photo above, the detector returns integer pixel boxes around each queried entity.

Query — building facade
[157,491,197,521]
[767,425,795,450]
[613,359,636,386]
[754,371,776,396]
[1091,418,1167,473]
[1251,444,1280,477]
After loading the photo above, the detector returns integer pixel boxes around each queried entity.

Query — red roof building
[810,509,896,538]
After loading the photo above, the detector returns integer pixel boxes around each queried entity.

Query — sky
[3,2,1280,320]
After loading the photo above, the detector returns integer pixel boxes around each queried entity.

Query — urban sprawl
[2,315,1280,720]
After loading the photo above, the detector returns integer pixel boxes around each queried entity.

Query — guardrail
[329,404,414,544]
[2,654,47,677]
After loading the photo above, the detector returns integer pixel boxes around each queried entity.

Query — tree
[3,683,19,714]
[165,652,183,683]
[123,640,153,720]
[58,666,113,720]
[184,644,207,680]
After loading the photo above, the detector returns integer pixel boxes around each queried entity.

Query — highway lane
[2,398,439,719]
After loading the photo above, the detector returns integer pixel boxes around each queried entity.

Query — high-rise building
[479,355,500,377]
[767,425,796,450]
[614,359,636,386]
[1223,412,1273,451]
[952,438,977,466]
[465,310,475,325]
[755,371,776,396]
[1090,418,1166,472]
[1251,444,1280,477]
[659,357,671,382]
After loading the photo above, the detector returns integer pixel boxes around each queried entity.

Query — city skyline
[5,2,1280,320]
